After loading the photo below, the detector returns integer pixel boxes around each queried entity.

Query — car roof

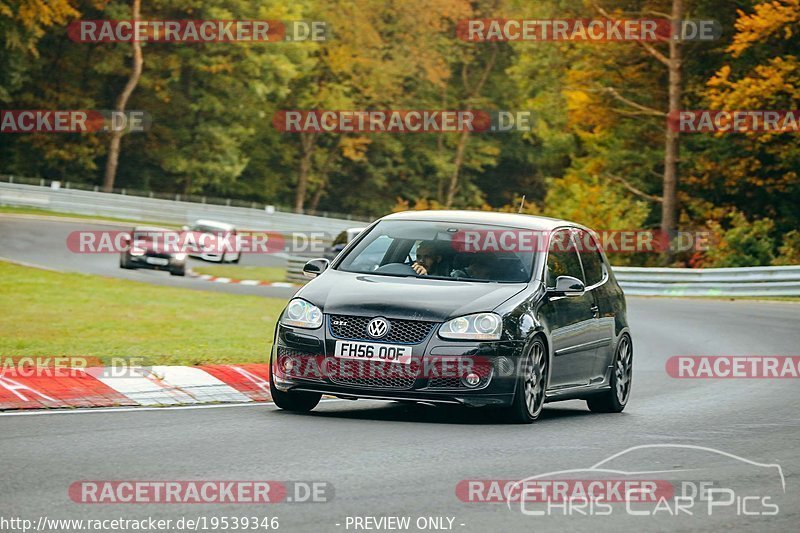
[380,210,586,231]
[192,219,235,230]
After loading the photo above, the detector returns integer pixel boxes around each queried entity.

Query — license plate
[146,257,169,266]
[334,341,412,364]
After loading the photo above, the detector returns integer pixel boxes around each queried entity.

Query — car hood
[297,269,528,321]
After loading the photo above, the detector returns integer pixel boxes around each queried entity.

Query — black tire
[587,334,632,413]
[503,337,548,424]
[119,254,134,269]
[170,266,186,277]
[231,253,241,264]
[269,360,321,413]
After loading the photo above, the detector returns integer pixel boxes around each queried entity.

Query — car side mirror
[549,275,585,297]
[303,258,330,278]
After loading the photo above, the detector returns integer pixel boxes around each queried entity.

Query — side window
[577,230,605,286]
[349,235,392,270]
[409,240,420,261]
[546,229,584,287]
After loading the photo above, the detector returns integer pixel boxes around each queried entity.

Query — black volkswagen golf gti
[270,210,632,423]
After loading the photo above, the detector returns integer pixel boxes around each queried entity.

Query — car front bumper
[271,323,524,407]
[128,254,185,271]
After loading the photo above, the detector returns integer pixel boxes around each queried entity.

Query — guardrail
[3,178,795,296]
[613,265,800,296]
[286,256,316,284]
[0,181,367,234]
[284,259,800,296]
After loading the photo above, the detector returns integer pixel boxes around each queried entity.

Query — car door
[576,229,616,383]
[544,228,600,388]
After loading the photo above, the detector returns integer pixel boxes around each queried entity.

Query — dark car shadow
[272,399,596,426]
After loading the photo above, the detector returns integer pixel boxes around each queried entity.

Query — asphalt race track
[0,216,298,298]
[2,216,799,531]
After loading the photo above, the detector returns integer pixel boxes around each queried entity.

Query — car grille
[328,315,436,344]
[327,358,420,390]
[144,251,172,259]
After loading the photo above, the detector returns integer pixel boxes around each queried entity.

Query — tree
[0,0,80,101]
[592,0,684,244]
[699,0,800,234]
[102,0,142,192]
[285,0,473,213]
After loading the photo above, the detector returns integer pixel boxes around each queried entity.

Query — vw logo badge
[367,317,390,338]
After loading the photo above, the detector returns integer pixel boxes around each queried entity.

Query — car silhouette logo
[367,317,389,338]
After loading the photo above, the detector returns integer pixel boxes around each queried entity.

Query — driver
[411,241,448,276]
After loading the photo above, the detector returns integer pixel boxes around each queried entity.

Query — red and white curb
[189,272,299,288]
[0,364,272,410]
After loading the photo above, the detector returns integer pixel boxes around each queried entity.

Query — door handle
[590,304,599,318]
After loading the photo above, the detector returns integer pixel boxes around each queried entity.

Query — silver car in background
[184,219,241,263]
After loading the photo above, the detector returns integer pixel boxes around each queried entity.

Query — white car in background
[324,227,367,260]
[184,219,241,263]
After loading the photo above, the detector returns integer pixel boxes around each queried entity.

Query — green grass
[0,261,288,365]
[0,205,180,228]
[192,265,288,283]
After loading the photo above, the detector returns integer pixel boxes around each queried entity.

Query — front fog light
[462,372,481,387]
[281,357,298,373]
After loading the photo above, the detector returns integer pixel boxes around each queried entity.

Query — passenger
[451,253,496,280]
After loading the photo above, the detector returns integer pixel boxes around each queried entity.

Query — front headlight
[439,312,502,340]
[281,298,323,329]
[173,253,187,261]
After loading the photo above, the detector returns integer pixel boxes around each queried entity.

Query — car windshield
[191,225,229,234]
[337,220,537,283]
